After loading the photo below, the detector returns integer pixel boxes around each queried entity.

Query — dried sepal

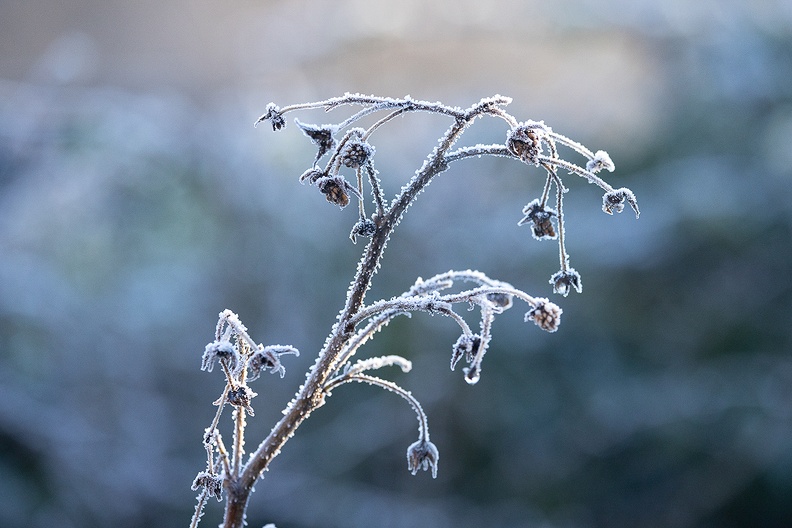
[247,345,299,380]
[525,298,562,333]
[550,268,582,297]
[602,187,640,218]
[406,438,439,479]
[201,340,239,373]
[518,199,558,240]
[295,119,337,162]
[299,167,325,184]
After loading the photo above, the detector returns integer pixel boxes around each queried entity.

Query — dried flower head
[315,176,352,208]
[227,385,257,415]
[201,340,239,373]
[550,268,583,297]
[192,471,224,501]
[518,199,558,240]
[450,334,480,370]
[247,345,299,380]
[256,103,286,131]
[295,119,337,162]
[586,150,615,173]
[506,121,549,165]
[406,439,439,478]
[602,187,640,217]
[525,298,563,332]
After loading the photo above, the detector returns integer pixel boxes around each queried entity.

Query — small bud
[256,103,286,131]
[550,268,582,297]
[349,218,377,243]
[602,187,640,218]
[227,385,257,415]
[518,199,557,240]
[406,439,439,478]
[525,298,562,332]
[586,150,615,173]
[506,121,548,165]
[201,340,238,373]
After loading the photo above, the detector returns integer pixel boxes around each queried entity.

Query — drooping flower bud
[550,268,582,297]
[506,121,549,165]
[406,439,439,478]
[518,199,558,240]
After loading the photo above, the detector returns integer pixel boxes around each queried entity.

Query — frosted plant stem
[207,384,230,440]
[539,172,553,209]
[551,170,570,271]
[190,489,210,528]
[362,107,409,141]
[220,102,483,528]
[355,166,366,219]
[233,409,245,479]
[366,164,386,218]
[202,94,637,528]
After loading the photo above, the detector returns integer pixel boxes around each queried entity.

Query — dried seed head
[518,199,558,240]
[340,139,375,168]
[192,471,224,501]
[524,298,562,332]
[602,187,640,218]
[316,176,351,208]
[550,268,583,297]
[406,439,439,478]
[507,121,549,165]
[586,150,615,173]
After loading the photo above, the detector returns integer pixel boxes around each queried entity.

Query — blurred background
[1,1,791,527]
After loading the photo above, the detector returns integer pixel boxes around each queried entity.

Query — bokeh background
[1,1,791,527]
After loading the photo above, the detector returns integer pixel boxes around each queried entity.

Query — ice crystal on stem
[193,93,639,528]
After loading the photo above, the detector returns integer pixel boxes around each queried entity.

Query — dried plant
[190,93,639,528]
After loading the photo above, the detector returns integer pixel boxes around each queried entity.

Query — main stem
[221,112,474,528]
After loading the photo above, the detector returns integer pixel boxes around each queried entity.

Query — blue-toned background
[1,2,791,527]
